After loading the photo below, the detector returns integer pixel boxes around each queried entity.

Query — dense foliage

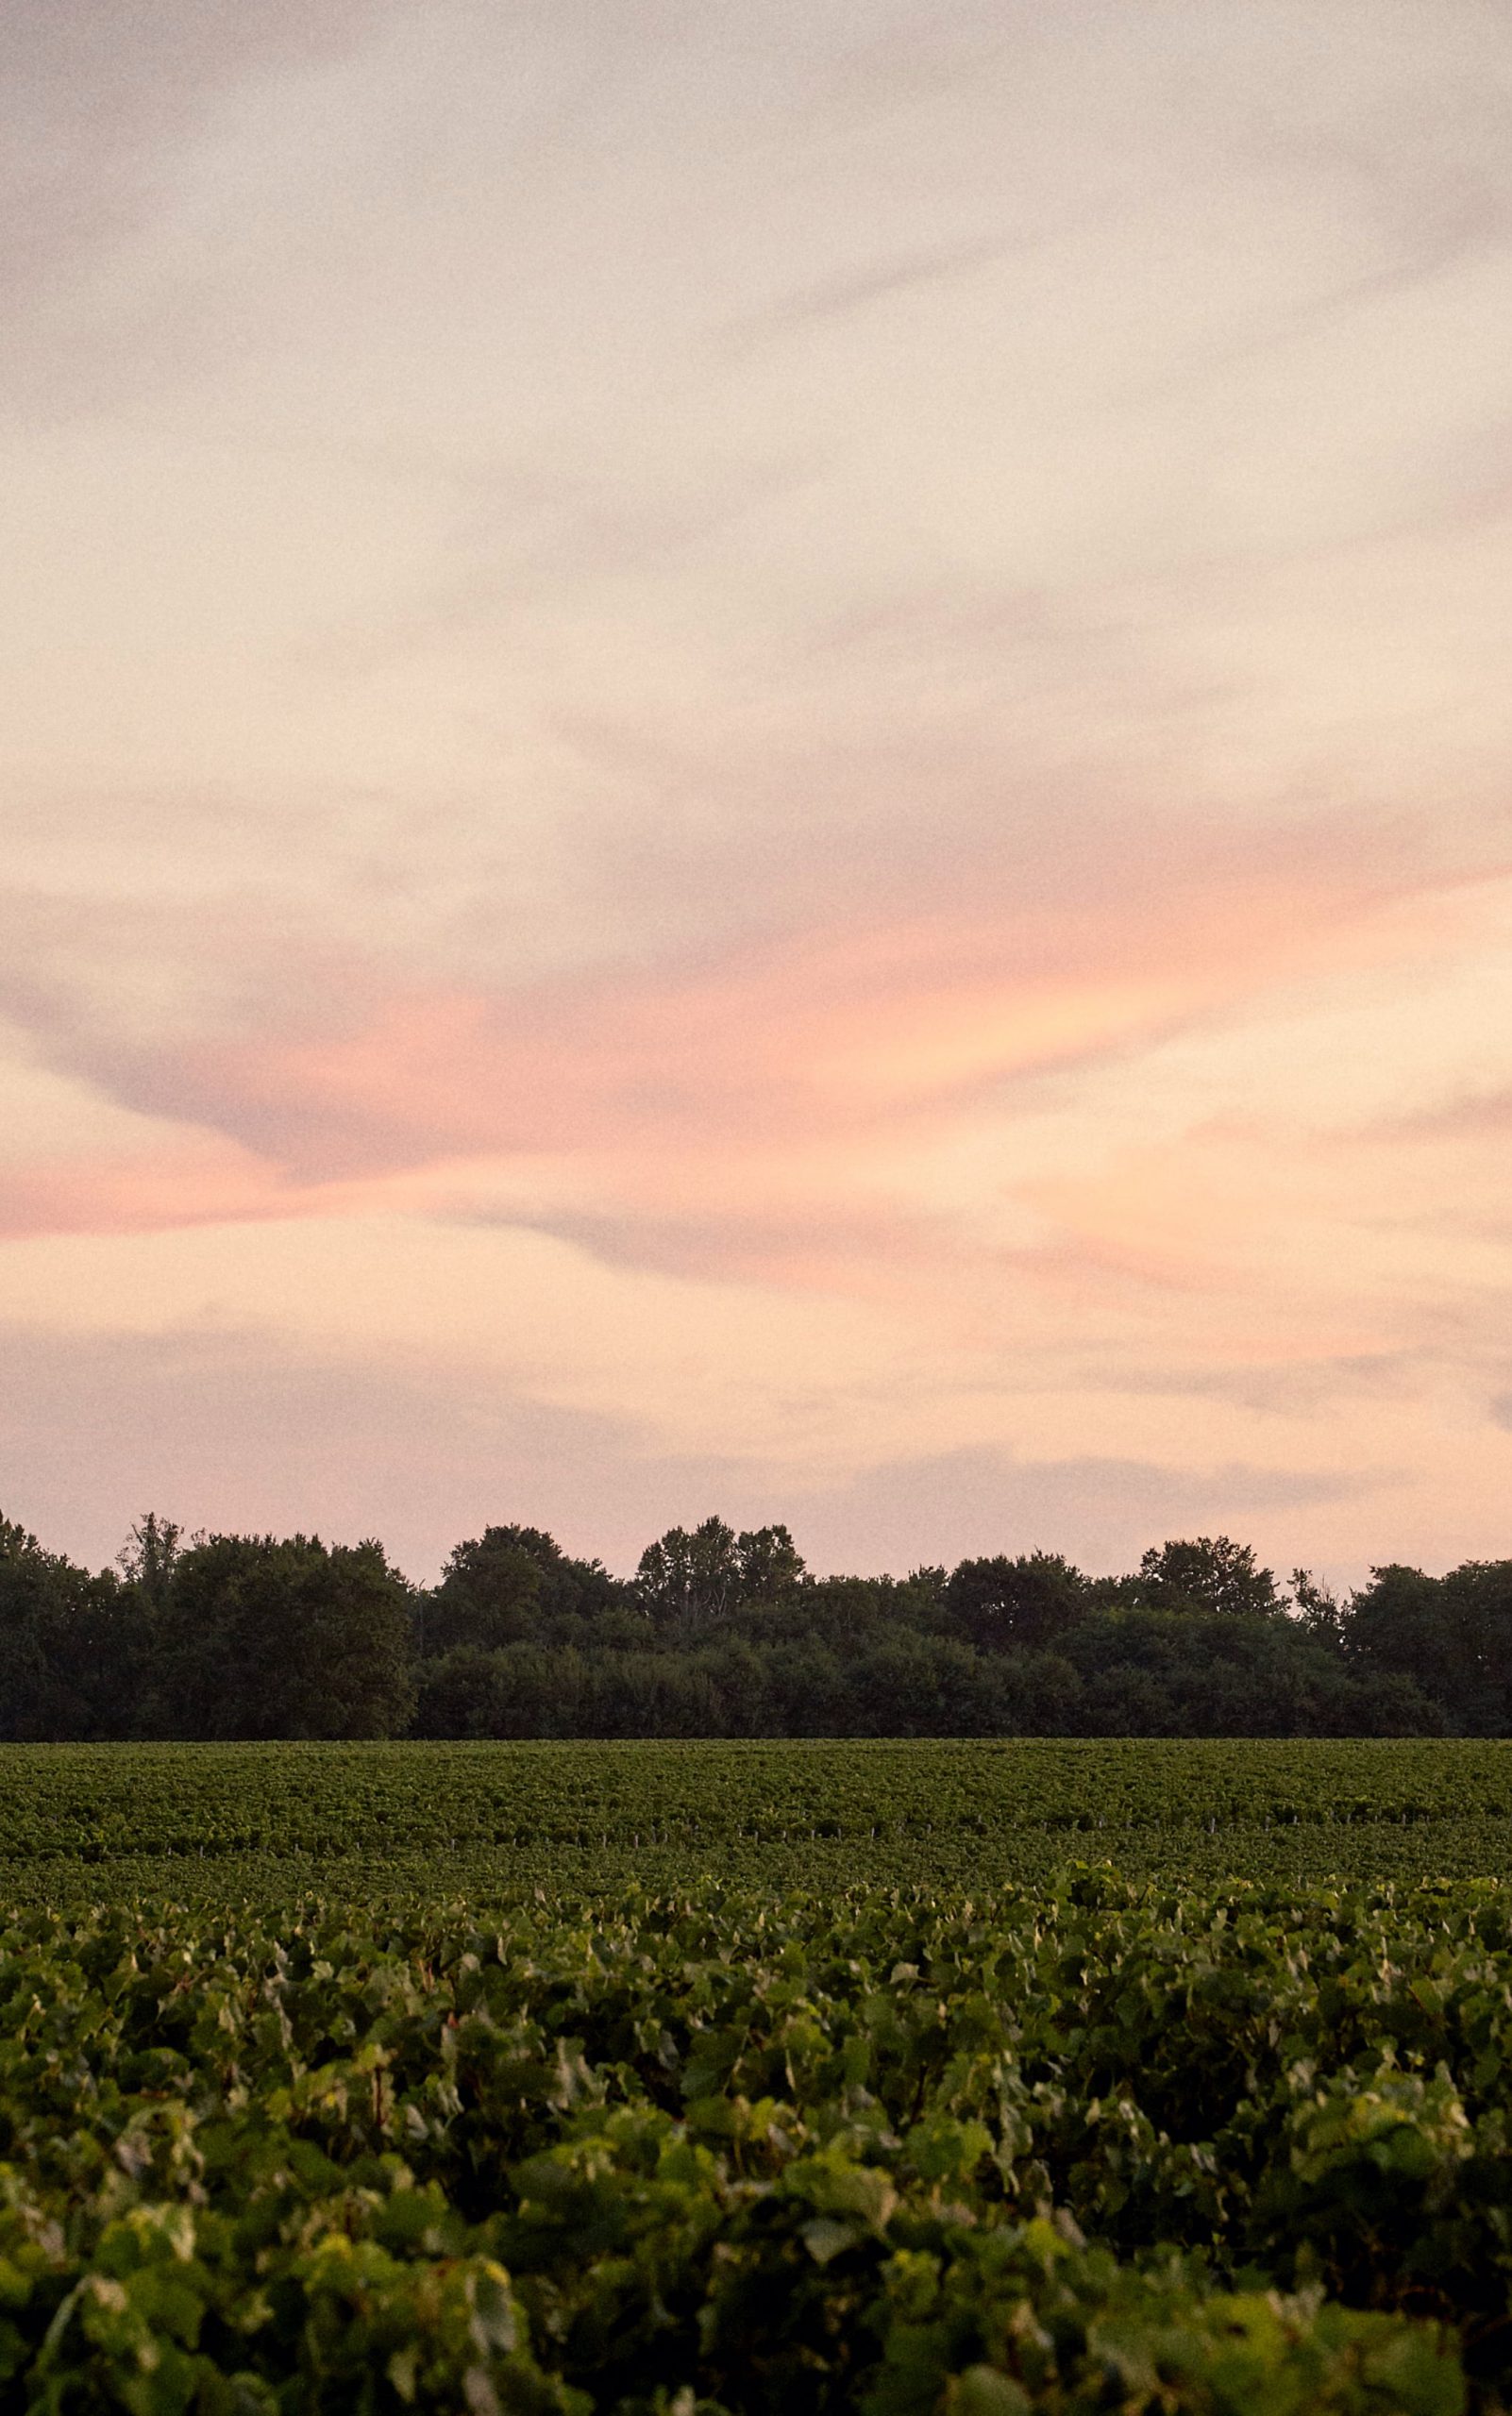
[0,1870,1503,2410]
[2,1509,1507,1738]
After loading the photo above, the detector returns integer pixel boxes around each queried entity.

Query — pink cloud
[0,841,1491,1284]
[0,1136,349,1243]
[188,850,1428,1170]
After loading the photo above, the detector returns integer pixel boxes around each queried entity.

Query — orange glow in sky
[6,2,1512,1581]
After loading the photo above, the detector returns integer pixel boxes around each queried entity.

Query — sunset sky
[6,0,1512,1584]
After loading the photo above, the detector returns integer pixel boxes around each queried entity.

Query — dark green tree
[116,1512,186,1611]
[945,1552,1089,1650]
[0,1515,148,1740]
[1350,1561,1512,1735]
[1344,1565,1448,1703]
[428,1535,544,1654]
[1136,1535,1279,1619]
[636,1518,811,1629]
[1287,1565,1345,1651]
[635,1518,742,1624]
[0,1516,58,1737]
[160,1534,415,1739]
[733,1524,806,1602]
[1440,1560,1512,1733]
[427,1524,622,1654]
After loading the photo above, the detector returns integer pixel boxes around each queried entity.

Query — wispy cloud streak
[4,0,1512,1572]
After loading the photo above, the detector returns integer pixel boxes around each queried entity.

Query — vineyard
[2,1743,1512,2408]
[3,1736,1512,1903]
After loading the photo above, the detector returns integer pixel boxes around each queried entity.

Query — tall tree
[945,1552,1088,1651]
[635,1518,742,1624]
[734,1524,806,1603]
[0,1515,148,1740]
[116,1512,186,1611]
[160,1534,415,1739]
[1136,1536,1279,1619]
[428,1533,544,1654]
[428,1524,623,1653]
[1348,1561,1512,1735]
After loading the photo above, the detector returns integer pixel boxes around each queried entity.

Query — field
[7,1736,1512,1903]
[3,1741,1512,2411]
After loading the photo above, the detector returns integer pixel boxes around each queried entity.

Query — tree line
[0,1508,1504,1741]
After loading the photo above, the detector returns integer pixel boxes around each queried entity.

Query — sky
[5,0,1512,1586]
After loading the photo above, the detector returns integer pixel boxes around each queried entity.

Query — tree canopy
[0,1508,1493,1741]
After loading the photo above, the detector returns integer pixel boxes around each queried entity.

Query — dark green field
[3,1735,1511,1904]
[2,1740,1510,2410]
